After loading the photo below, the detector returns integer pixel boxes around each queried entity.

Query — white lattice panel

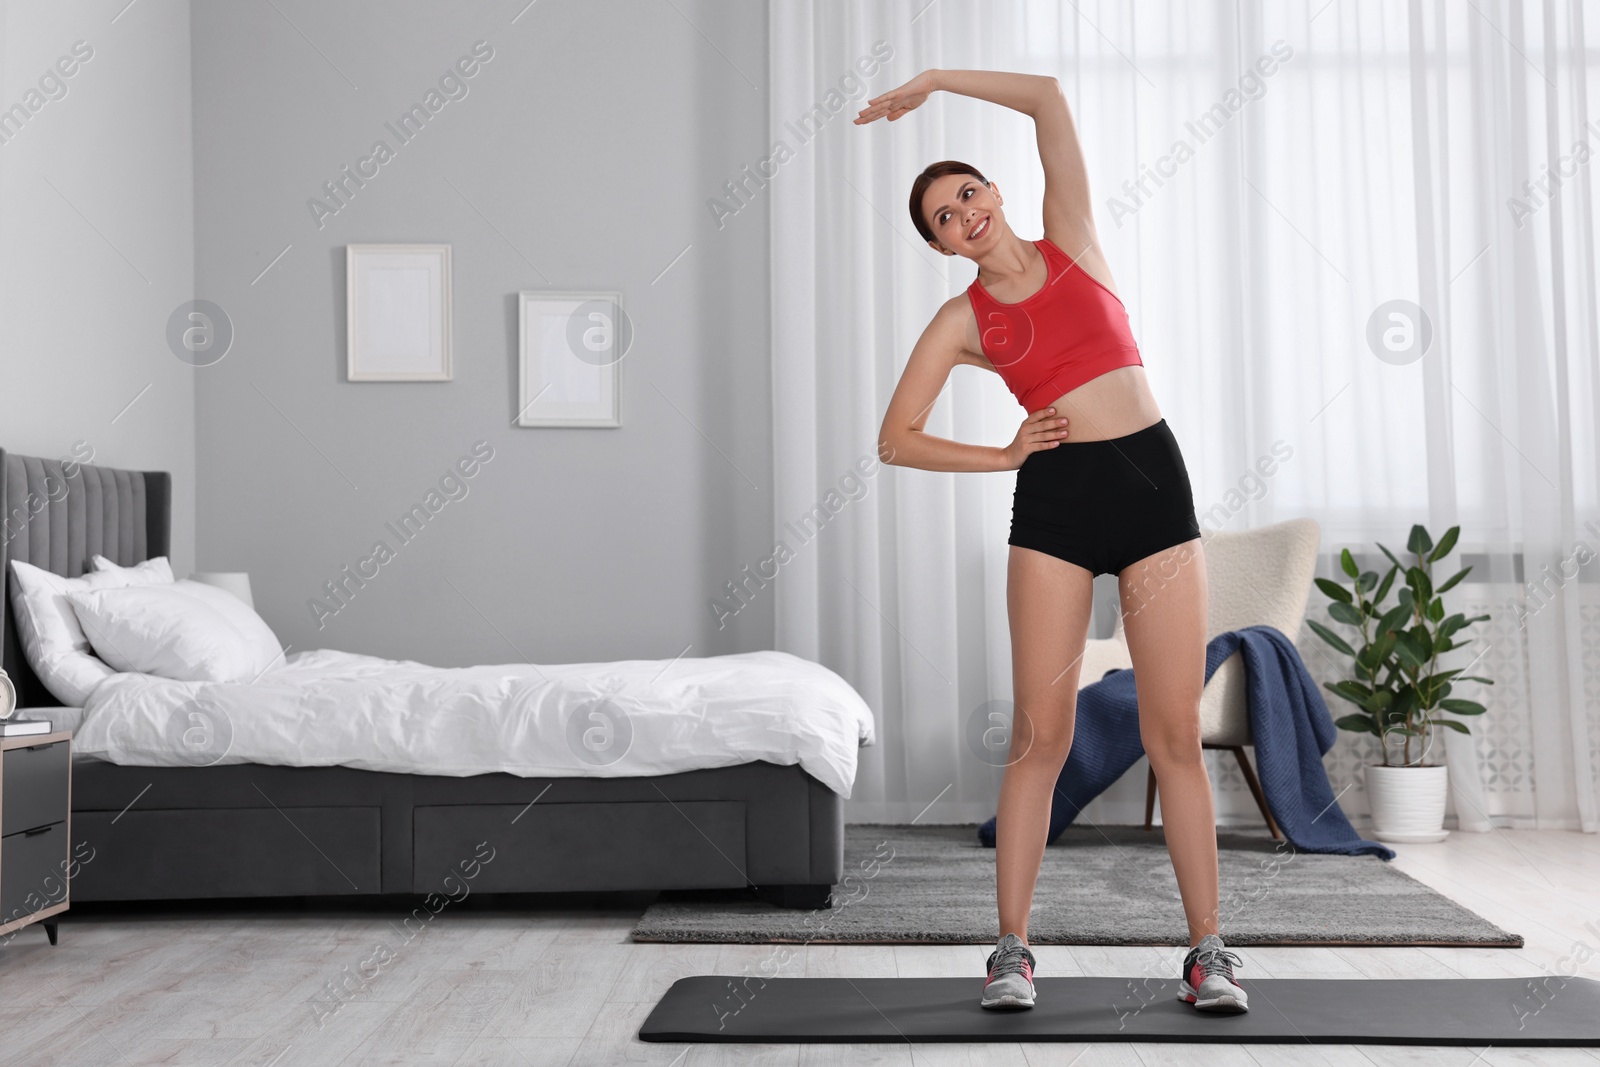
[1264,582,1584,827]
[1127,572,1595,831]
[1584,602,1600,819]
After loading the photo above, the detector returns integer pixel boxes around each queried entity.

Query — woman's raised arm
[858,69,1095,247]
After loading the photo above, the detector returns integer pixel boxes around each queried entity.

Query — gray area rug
[631,824,1523,947]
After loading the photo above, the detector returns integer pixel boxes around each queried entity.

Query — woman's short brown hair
[909,160,990,244]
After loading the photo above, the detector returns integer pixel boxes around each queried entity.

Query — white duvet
[72,648,877,798]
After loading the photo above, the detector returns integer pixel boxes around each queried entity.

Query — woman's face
[921,174,1004,257]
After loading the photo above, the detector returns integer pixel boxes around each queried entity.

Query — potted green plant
[1307,524,1493,843]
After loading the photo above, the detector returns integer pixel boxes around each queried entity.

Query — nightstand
[0,730,72,946]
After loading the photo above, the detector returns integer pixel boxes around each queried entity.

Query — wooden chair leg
[1229,745,1282,840]
[1143,763,1157,830]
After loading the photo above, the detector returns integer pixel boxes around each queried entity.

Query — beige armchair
[1077,517,1323,838]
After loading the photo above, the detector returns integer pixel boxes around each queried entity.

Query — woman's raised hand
[854,70,940,124]
[1003,407,1071,469]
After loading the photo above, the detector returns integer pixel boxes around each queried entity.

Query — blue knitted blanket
[978,624,1394,860]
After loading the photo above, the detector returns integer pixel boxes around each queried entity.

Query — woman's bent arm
[883,431,1013,475]
[879,301,1014,473]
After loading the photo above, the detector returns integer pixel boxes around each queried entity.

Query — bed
[1,449,869,909]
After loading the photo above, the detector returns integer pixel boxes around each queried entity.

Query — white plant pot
[1364,763,1449,843]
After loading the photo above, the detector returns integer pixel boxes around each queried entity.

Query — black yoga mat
[640,975,1600,1045]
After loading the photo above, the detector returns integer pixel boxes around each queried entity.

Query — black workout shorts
[1008,417,1201,577]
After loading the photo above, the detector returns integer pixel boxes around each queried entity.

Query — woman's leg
[1118,538,1219,946]
[996,544,1096,942]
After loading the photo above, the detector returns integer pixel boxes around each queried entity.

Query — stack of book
[0,718,52,737]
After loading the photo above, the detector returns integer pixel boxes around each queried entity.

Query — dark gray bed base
[70,757,841,908]
[3,449,842,909]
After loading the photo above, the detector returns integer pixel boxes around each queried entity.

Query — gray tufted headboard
[0,449,171,708]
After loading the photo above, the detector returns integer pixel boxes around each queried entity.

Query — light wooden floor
[0,829,1596,1066]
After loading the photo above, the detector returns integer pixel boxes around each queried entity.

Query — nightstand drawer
[1,821,69,924]
[3,741,70,836]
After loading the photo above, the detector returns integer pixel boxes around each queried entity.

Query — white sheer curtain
[770,0,1599,832]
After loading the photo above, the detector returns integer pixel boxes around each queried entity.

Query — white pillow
[66,580,284,684]
[88,555,175,584]
[6,558,172,705]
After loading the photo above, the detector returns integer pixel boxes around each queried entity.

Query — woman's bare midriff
[1039,364,1163,441]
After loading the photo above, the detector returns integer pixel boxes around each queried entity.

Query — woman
[856,69,1248,1014]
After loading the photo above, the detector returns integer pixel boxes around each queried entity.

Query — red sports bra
[965,237,1143,411]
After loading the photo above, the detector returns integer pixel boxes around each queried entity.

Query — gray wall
[192,0,772,665]
[0,0,196,574]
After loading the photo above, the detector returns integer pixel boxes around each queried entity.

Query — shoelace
[1193,946,1243,980]
[988,942,1034,978]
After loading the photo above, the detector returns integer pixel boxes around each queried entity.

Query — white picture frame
[516,290,624,427]
[346,244,452,381]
